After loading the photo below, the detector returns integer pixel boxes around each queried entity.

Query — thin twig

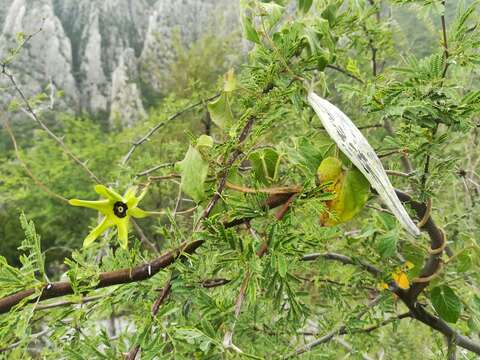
[334,337,375,360]
[0,329,49,354]
[386,170,412,178]
[301,252,382,276]
[1,68,102,184]
[122,94,220,165]
[2,118,69,203]
[440,0,449,78]
[225,181,302,195]
[125,280,172,360]
[131,219,159,254]
[223,271,250,353]
[200,116,256,221]
[324,64,364,84]
[284,295,384,358]
[36,295,104,311]
[136,163,176,177]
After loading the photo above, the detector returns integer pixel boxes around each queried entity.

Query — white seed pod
[308,91,420,236]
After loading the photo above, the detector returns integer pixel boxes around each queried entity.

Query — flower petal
[308,91,420,236]
[83,217,113,247]
[392,271,410,290]
[116,220,129,249]
[69,199,110,213]
[95,185,124,202]
[128,207,154,219]
[123,186,138,204]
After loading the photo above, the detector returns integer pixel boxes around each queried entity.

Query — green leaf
[456,252,472,273]
[197,134,214,149]
[242,16,261,44]
[223,69,236,92]
[298,0,313,13]
[401,242,425,278]
[207,93,234,129]
[430,285,462,323]
[321,4,337,26]
[19,212,45,279]
[284,136,330,175]
[377,231,397,258]
[259,3,284,28]
[346,58,362,81]
[176,146,209,202]
[249,148,281,184]
[277,254,287,278]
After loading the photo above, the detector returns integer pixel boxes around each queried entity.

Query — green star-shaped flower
[69,185,154,249]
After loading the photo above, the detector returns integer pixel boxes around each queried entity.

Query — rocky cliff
[0,0,239,126]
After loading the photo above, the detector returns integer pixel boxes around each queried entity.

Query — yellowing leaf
[318,157,370,226]
[308,92,420,236]
[197,134,214,149]
[317,156,342,183]
[224,69,236,92]
[392,270,410,290]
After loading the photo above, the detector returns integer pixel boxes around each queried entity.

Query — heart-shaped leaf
[430,285,462,323]
[177,146,209,202]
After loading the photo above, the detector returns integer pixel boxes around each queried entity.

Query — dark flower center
[113,201,128,218]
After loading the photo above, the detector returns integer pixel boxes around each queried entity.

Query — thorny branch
[200,116,256,221]
[0,240,203,314]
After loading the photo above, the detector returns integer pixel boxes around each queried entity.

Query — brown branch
[325,64,364,84]
[394,296,480,355]
[225,182,302,195]
[201,278,231,288]
[31,278,228,312]
[440,0,449,78]
[122,94,220,165]
[200,116,256,220]
[284,295,384,358]
[394,190,445,301]
[301,252,382,276]
[0,240,203,315]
